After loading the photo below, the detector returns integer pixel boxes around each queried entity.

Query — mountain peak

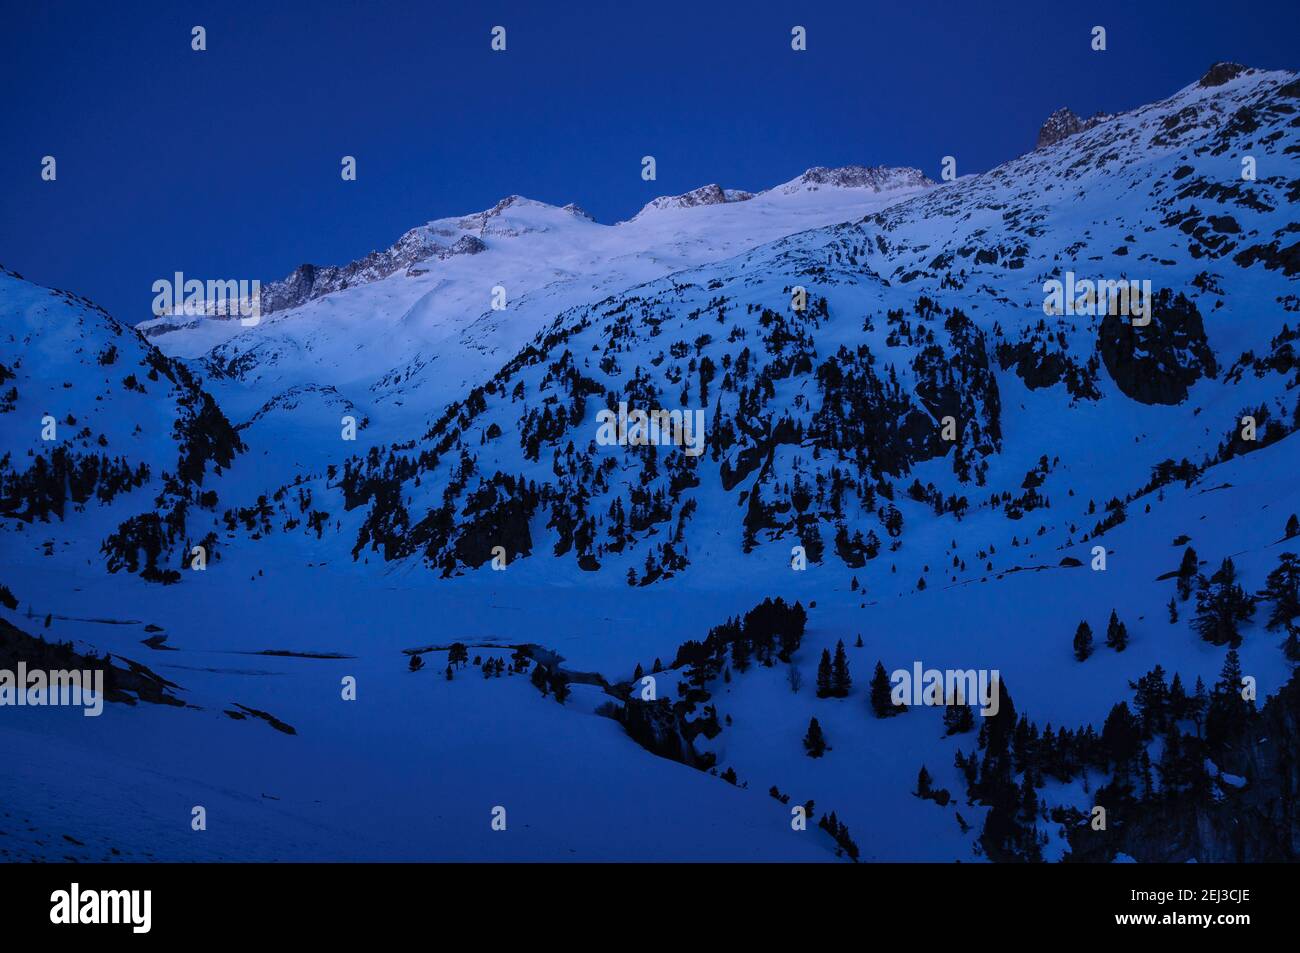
[634,183,755,217]
[776,164,933,194]
[562,202,596,222]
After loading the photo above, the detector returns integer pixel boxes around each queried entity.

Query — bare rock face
[260,232,487,315]
[562,202,595,222]
[1036,108,1084,148]
[784,165,933,193]
[1199,61,1249,88]
[1097,290,1218,405]
[639,183,754,214]
[1035,107,1111,150]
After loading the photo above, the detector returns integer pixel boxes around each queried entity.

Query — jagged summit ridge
[775,164,933,194]
[1034,62,1274,151]
[258,195,592,316]
[632,183,756,217]
[631,165,933,218]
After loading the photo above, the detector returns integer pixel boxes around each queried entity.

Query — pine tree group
[1260,552,1300,631]
[1193,558,1255,647]
[1104,610,1129,651]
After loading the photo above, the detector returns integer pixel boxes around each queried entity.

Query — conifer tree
[1206,648,1252,748]
[1193,558,1255,647]
[1101,701,1142,767]
[731,638,751,673]
[803,717,829,757]
[530,662,549,695]
[815,649,833,697]
[1260,552,1300,630]
[1169,671,1188,721]
[830,639,852,697]
[1285,625,1300,663]
[943,697,974,734]
[1105,610,1129,651]
[1190,676,1208,735]
[1073,620,1094,661]
[1176,546,1199,601]
[870,661,902,717]
[916,765,933,798]
[1129,665,1169,737]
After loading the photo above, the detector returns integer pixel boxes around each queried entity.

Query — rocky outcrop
[637,183,754,215]
[1035,107,1111,149]
[260,233,487,314]
[618,697,713,769]
[1098,290,1217,404]
[1199,62,1250,88]
[0,618,184,708]
[778,165,933,193]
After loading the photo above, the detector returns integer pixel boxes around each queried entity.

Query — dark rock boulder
[1098,290,1217,404]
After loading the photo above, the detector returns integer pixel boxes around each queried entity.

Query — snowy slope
[0,267,243,582]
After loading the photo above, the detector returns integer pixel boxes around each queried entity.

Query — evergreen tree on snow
[1073,620,1094,661]
[1206,648,1253,748]
[1104,610,1129,651]
[1193,558,1255,647]
[870,661,902,717]
[943,696,975,735]
[803,717,829,757]
[1260,552,1300,630]
[830,639,852,697]
[915,765,933,798]
[815,649,833,697]
[1176,546,1199,601]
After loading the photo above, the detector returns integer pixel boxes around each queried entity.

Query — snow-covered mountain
[229,64,1298,584]
[3,63,1299,863]
[136,165,934,488]
[0,267,243,582]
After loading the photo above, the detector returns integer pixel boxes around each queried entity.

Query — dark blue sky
[2,0,1295,324]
